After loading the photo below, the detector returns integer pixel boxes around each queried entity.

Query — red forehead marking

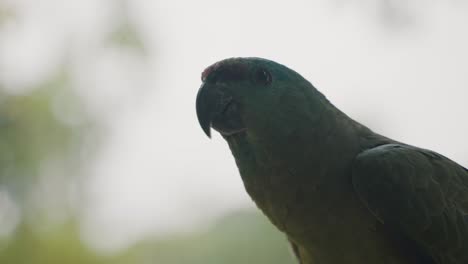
[201,59,248,82]
[201,62,220,82]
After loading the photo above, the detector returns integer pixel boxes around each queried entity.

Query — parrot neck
[224,97,389,232]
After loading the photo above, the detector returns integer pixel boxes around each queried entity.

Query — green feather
[196,57,468,264]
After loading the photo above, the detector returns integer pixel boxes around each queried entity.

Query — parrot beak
[196,83,215,138]
[196,83,245,138]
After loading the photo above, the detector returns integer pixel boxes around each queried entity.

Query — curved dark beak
[196,83,216,138]
[196,83,245,138]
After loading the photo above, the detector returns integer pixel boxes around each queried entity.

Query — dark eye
[253,68,272,85]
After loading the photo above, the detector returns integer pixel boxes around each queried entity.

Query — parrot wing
[352,144,468,264]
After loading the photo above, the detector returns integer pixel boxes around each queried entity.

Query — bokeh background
[0,0,467,263]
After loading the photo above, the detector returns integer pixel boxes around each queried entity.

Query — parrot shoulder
[352,144,468,264]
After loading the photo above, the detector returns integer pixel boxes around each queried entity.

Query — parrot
[195,57,468,264]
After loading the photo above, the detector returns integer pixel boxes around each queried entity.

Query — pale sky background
[1,0,467,253]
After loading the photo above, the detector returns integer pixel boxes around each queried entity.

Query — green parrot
[195,57,468,264]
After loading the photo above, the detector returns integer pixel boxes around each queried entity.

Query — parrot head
[196,57,326,139]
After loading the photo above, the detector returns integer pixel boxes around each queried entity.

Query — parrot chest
[240,160,423,264]
[227,131,361,234]
[226,133,421,264]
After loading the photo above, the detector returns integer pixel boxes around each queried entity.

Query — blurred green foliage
[0,70,85,199]
[132,210,295,264]
[0,210,294,264]
[0,68,97,261]
[0,222,109,264]
[0,1,294,262]
[0,32,291,264]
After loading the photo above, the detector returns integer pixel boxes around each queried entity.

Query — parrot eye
[253,68,272,86]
